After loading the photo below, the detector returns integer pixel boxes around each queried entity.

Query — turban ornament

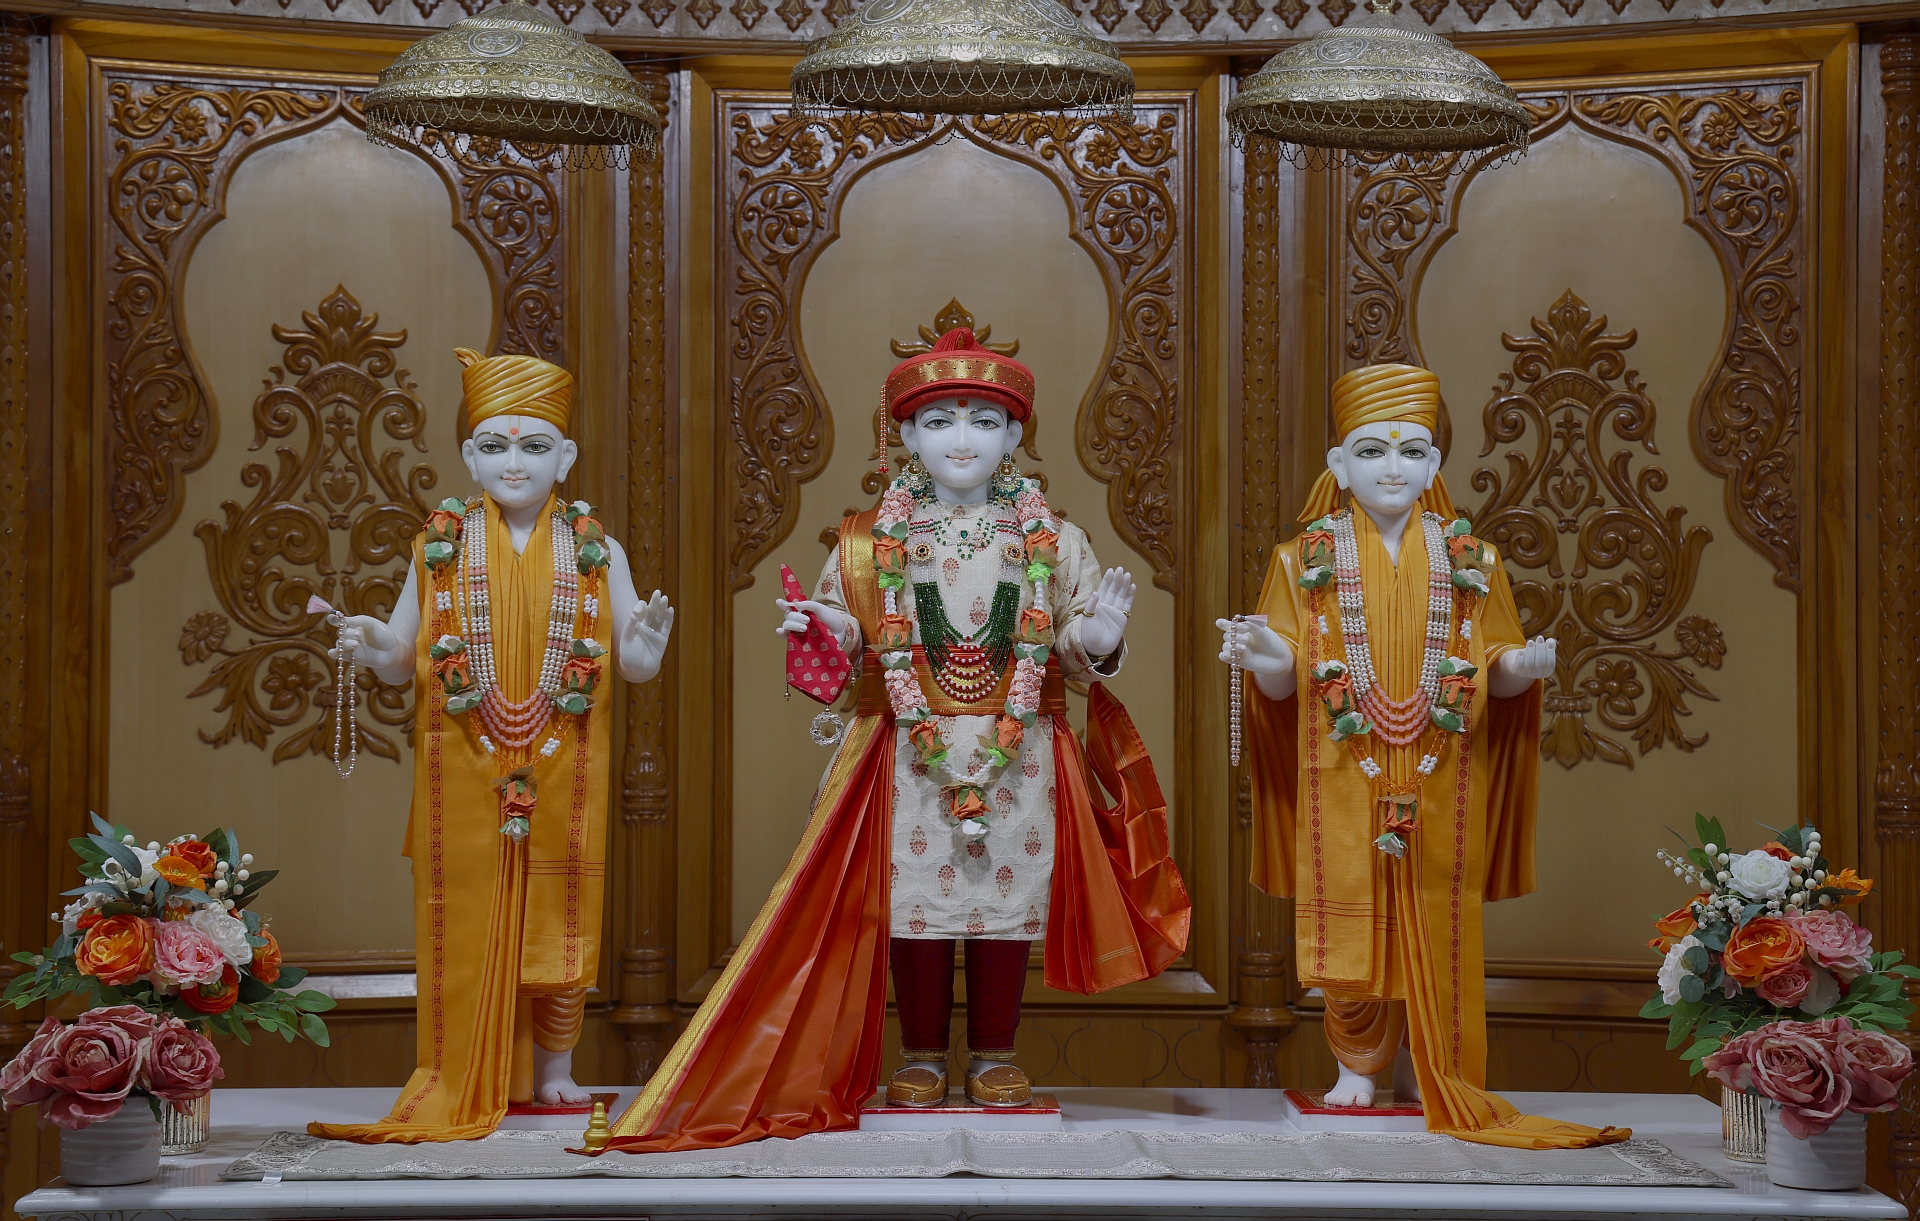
[1299,362,1457,523]
[456,348,573,436]
[884,327,1035,423]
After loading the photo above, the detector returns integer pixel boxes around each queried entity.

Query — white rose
[1727,850,1791,901]
[186,906,254,967]
[1658,935,1699,1004]
[59,894,100,937]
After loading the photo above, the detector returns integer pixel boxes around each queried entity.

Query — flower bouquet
[1702,1016,1912,1139]
[4,815,336,1046]
[0,1005,221,1129]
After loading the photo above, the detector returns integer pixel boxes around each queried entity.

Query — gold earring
[997,453,1018,479]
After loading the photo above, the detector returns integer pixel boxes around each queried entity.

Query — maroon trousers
[890,938,1028,1053]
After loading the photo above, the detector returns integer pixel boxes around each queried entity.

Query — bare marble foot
[1323,1062,1376,1108]
[533,1047,592,1106]
[1392,1046,1422,1104]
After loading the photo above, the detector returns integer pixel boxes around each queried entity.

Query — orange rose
[1025,529,1060,567]
[1721,916,1807,988]
[1017,607,1053,645]
[252,930,282,986]
[993,715,1025,754]
[1437,672,1476,712]
[1319,672,1354,717]
[558,654,601,696]
[1649,895,1708,953]
[907,718,944,764]
[872,535,907,575]
[171,840,219,877]
[1446,533,1477,558]
[152,855,205,891]
[947,786,989,822]
[1758,842,1794,862]
[1300,529,1335,568]
[181,965,239,1015]
[434,652,472,695]
[423,508,463,544]
[570,514,605,545]
[1827,868,1873,907]
[877,614,915,652]
[75,915,155,987]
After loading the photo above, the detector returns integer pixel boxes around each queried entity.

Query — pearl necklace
[1330,510,1451,748]
[457,505,582,752]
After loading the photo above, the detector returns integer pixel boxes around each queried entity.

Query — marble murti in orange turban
[1300,362,1455,522]
[456,347,573,436]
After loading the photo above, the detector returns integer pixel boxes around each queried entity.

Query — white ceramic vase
[1763,1107,1866,1191]
[59,1101,161,1187]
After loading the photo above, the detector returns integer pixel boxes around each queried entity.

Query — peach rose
[907,718,943,764]
[1025,529,1060,567]
[1299,528,1335,568]
[1436,672,1476,712]
[251,930,282,987]
[1319,672,1354,717]
[423,507,463,543]
[992,715,1025,754]
[948,787,989,823]
[152,855,205,891]
[558,654,601,696]
[434,652,472,695]
[75,916,155,988]
[170,840,219,877]
[1722,916,1806,989]
[1017,607,1052,645]
[872,534,908,575]
[1649,896,1707,954]
[877,614,915,652]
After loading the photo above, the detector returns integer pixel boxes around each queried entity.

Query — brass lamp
[1227,0,1526,167]
[365,1,661,170]
[790,0,1133,119]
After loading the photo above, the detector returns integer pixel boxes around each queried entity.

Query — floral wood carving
[721,99,1189,594]
[100,69,570,588]
[1578,84,1806,592]
[100,75,344,586]
[183,288,434,762]
[1469,291,1723,769]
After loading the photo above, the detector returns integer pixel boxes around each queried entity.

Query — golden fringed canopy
[365,1,660,170]
[789,0,1133,118]
[1227,0,1526,167]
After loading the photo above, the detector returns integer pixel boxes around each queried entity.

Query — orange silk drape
[599,513,1188,1154]
[1245,510,1622,1150]
[311,497,610,1145]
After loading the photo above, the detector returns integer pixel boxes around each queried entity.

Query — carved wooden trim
[1874,29,1920,1218]
[1469,290,1724,769]
[614,66,676,1085]
[98,68,572,587]
[718,102,1190,593]
[1578,83,1807,593]
[99,74,343,586]
[182,287,433,763]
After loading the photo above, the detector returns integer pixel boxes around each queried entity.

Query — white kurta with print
[812,498,1120,939]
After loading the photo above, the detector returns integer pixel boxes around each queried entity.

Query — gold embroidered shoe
[964,1060,1031,1107]
[886,1052,950,1106]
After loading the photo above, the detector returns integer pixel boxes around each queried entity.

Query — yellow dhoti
[312,497,610,1144]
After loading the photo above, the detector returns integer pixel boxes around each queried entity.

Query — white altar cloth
[18,1087,1907,1220]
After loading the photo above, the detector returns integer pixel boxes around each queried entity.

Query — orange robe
[600,508,1189,1153]
[312,496,612,1143]
[1247,508,1625,1149]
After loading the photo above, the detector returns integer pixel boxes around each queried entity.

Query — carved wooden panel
[1469,290,1725,769]
[181,287,433,762]
[1330,78,1810,590]
[98,67,571,586]
[718,100,1190,593]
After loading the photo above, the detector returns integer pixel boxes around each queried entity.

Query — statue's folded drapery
[1245,512,1624,1151]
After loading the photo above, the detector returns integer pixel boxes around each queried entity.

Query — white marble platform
[17,1086,1908,1219]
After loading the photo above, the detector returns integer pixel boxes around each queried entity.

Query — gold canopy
[365,1,660,170]
[1226,0,1526,167]
[789,0,1133,118]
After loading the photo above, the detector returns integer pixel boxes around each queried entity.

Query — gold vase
[159,1093,210,1156]
[1721,1083,1765,1164]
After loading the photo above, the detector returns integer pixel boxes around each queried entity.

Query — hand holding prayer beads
[1215,614,1292,699]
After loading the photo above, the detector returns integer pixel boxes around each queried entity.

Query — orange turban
[1299,363,1456,523]
[456,347,572,435]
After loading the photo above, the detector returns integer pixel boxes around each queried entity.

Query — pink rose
[0,1018,65,1110]
[1833,1023,1914,1113]
[36,1015,147,1131]
[73,1005,158,1040]
[1704,1021,1852,1138]
[1788,910,1874,982]
[152,921,226,988]
[1755,958,1814,1008]
[144,1018,222,1111]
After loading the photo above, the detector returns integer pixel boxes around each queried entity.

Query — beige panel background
[1415,122,1798,963]
[108,119,492,953]
[731,137,1179,940]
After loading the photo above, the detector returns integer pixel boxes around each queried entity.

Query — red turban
[883,327,1034,422]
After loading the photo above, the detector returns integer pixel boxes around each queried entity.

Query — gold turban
[1299,363,1456,523]
[456,347,573,435]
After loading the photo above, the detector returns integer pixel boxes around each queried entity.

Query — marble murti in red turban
[883,327,1034,422]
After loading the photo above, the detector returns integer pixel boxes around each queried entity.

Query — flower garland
[872,474,1057,843]
[1298,509,1492,857]
[421,496,609,834]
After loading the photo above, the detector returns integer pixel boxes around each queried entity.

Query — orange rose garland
[75,916,153,988]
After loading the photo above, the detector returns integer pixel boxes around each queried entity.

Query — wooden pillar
[1877,27,1920,1219]
[611,66,679,1085]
